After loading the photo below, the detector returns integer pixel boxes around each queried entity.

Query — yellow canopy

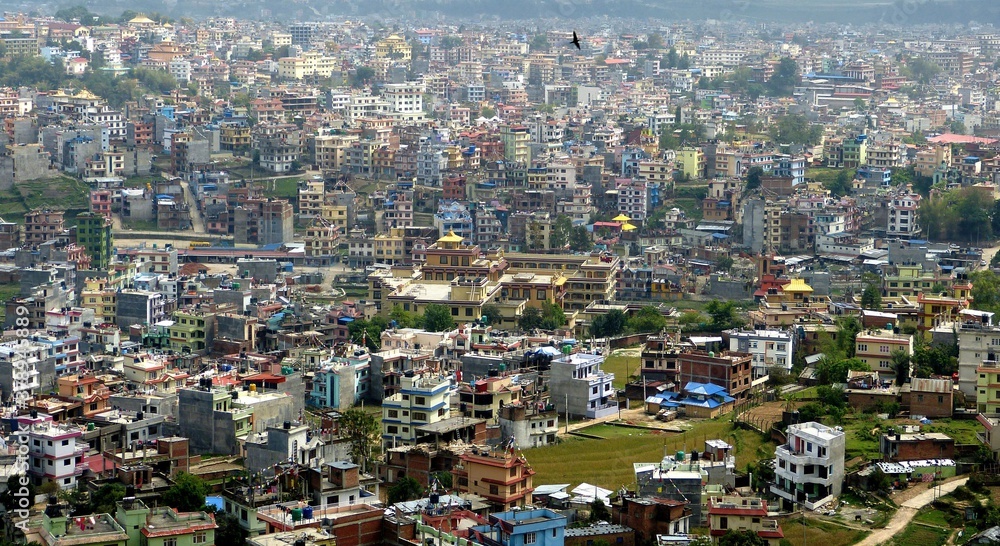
[612,214,632,222]
[621,223,637,231]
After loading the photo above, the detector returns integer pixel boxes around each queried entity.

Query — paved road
[854,477,968,546]
[179,178,206,234]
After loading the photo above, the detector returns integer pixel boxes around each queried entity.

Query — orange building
[453,447,534,511]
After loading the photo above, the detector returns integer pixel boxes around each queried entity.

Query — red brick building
[612,496,692,543]
[902,378,954,418]
[677,350,753,400]
[879,432,956,462]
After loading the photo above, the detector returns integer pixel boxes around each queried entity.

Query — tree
[213,512,248,546]
[665,47,679,69]
[627,306,667,334]
[767,58,800,97]
[0,475,34,512]
[481,304,503,326]
[705,300,742,331]
[715,256,735,272]
[891,349,911,386]
[769,114,823,146]
[387,476,424,504]
[539,302,567,331]
[161,473,209,513]
[550,215,573,250]
[971,270,1000,314]
[591,309,628,338]
[901,57,942,85]
[530,34,550,53]
[90,483,125,514]
[824,169,854,197]
[389,305,419,328]
[745,166,764,191]
[835,316,863,357]
[480,106,496,119]
[422,304,456,332]
[350,66,376,88]
[339,408,380,473]
[861,273,882,310]
[816,356,869,385]
[589,498,611,523]
[718,529,768,546]
[569,225,593,252]
[518,307,543,332]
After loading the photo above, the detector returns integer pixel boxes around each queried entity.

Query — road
[854,477,967,546]
[179,178,206,234]
[984,242,1000,268]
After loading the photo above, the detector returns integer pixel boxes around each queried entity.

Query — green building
[76,212,114,270]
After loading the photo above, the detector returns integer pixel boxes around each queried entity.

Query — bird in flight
[571,31,581,50]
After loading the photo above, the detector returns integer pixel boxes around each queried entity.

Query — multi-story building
[958,310,1000,398]
[500,124,531,164]
[677,350,753,400]
[549,353,617,419]
[455,450,537,511]
[20,413,86,490]
[75,212,114,270]
[497,403,559,449]
[707,497,783,545]
[25,209,65,246]
[854,330,914,382]
[616,178,649,222]
[727,329,795,380]
[770,421,846,510]
[381,372,452,448]
[888,190,921,237]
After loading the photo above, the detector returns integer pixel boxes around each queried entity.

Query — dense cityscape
[1,6,1000,546]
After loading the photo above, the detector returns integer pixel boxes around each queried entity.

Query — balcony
[587,401,618,419]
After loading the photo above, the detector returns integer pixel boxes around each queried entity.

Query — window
[62,439,69,446]
[193,533,207,544]
[164,539,178,546]
[525,533,536,545]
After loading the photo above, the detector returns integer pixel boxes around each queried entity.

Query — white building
[957,309,1000,398]
[169,59,192,83]
[771,421,846,510]
[727,329,795,380]
[383,82,425,122]
[381,372,452,448]
[888,191,921,237]
[19,413,85,490]
[616,178,650,222]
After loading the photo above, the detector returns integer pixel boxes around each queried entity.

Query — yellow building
[977,365,1000,413]
[375,34,412,61]
[855,331,914,380]
[81,277,117,324]
[373,228,406,265]
[454,448,534,510]
[458,376,523,420]
[675,147,705,180]
[167,308,214,353]
[320,204,350,231]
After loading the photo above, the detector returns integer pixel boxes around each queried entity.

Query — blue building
[473,508,567,546]
[645,382,735,418]
[307,348,371,410]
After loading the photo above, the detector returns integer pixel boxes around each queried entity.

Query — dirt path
[854,477,968,546]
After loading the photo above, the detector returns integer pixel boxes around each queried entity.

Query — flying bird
[571,31,581,50]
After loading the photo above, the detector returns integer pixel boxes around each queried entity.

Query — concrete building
[456,450,537,511]
[727,329,795,381]
[771,421,846,510]
[116,290,166,328]
[677,350,753,401]
[472,509,565,546]
[18,413,86,490]
[854,330,914,383]
[75,212,114,270]
[381,372,452,448]
[177,383,254,455]
[549,353,617,419]
[959,310,1000,399]
[707,496,783,545]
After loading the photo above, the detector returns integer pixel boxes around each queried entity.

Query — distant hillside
[45,0,1000,24]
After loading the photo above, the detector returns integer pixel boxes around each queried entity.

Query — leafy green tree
[705,300,742,331]
[816,356,869,385]
[590,309,628,338]
[861,273,882,310]
[627,306,668,334]
[665,47,679,68]
[518,307,543,332]
[387,476,424,504]
[767,58,800,97]
[589,498,611,523]
[824,169,854,197]
[539,302,567,331]
[0,475,33,512]
[339,408,380,472]
[769,114,823,145]
[90,483,126,514]
[389,305,419,328]
[718,529,768,546]
[745,166,764,191]
[901,57,942,85]
[530,34,550,53]
[550,215,573,250]
[481,304,503,326]
[971,270,1000,314]
[422,304,456,332]
[569,226,593,252]
[715,256,735,272]
[891,350,911,386]
[161,473,210,512]
[213,511,248,546]
[835,316,863,357]
[480,106,496,118]
[348,316,390,351]
[350,67,376,88]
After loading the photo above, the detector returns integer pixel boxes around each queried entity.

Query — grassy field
[603,351,640,389]
[0,176,90,225]
[807,166,850,185]
[913,507,953,528]
[887,522,950,546]
[779,517,869,546]
[526,419,775,490]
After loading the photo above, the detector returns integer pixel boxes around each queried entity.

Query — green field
[526,419,775,490]
[841,416,984,460]
[779,517,869,546]
[887,522,949,546]
[0,176,90,225]
[807,166,850,185]
[603,352,639,389]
